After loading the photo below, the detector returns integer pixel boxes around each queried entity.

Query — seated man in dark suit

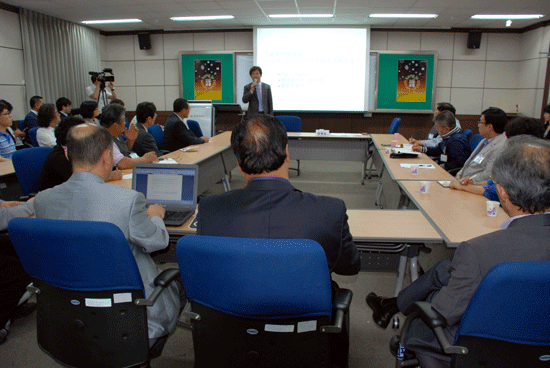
[133,102,163,157]
[367,135,550,368]
[56,97,72,120]
[21,95,43,131]
[197,114,361,291]
[412,110,470,173]
[163,98,208,152]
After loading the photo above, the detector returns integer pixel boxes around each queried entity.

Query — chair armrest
[406,301,446,329]
[154,268,181,287]
[135,268,180,307]
[333,288,352,313]
[404,302,468,356]
[320,288,353,334]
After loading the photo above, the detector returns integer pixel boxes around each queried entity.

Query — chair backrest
[463,129,473,142]
[388,118,401,134]
[12,146,52,195]
[8,218,149,368]
[187,119,204,137]
[28,126,39,147]
[276,115,302,133]
[469,134,484,152]
[177,235,334,367]
[453,261,550,368]
[147,123,164,150]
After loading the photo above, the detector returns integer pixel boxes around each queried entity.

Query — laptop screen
[132,165,197,207]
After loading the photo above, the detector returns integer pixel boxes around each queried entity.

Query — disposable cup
[411,164,419,175]
[420,181,430,193]
[486,201,499,217]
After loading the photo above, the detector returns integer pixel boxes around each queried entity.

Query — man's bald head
[67,123,113,169]
[231,115,288,175]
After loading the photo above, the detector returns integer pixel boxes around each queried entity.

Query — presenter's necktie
[257,83,263,112]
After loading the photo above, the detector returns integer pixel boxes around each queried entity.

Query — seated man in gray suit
[133,101,163,157]
[197,114,361,291]
[34,123,185,358]
[367,135,550,368]
[456,107,508,184]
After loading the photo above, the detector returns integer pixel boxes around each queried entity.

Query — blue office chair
[12,146,52,197]
[187,119,203,138]
[388,118,402,135]
[8,218,180,368]
[463,129,473,142]
[147,123,164,150]
[27,127,39,147]
[177,235,353,368]
[469,134,484,152]
[396,260,550,367]
[276,115,302,176]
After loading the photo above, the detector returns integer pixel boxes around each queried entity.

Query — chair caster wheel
[392,315,400,330]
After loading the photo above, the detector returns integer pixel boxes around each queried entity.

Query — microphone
[253,78,258,83]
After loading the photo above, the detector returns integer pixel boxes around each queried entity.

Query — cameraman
[86,75,116,112]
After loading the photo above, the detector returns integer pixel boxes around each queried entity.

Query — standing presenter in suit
[242,66,273,116]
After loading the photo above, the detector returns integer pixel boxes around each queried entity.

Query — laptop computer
[132,163,199,226]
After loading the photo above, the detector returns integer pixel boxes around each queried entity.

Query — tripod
[96,83,109,110]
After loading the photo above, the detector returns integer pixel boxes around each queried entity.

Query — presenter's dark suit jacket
[405,213,550,364]
[197,177,361,276]
[242,82,273,116]
[163,113,205,152]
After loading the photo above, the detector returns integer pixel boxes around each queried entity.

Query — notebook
[132,163,199,226]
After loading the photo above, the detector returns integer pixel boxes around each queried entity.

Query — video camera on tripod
[89,68,115,90]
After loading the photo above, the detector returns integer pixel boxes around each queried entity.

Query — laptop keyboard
[164,211,191,222]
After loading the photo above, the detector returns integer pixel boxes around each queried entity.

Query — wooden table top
[347,209,442,243]
[165,209,443,244]
[107,131,233,189]
[287,132,370,139]
[399,180,508,246]
[380,152,456,181]
[370,134,410,149]
[0,160,15,177]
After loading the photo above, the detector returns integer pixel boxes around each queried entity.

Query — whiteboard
[235,52,254,110]
[187,102,215,138]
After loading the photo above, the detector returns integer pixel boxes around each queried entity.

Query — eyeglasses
[477,121,485,125]
[0,112,11,116]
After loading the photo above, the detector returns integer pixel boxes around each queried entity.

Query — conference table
[108,131,235,194]
[370,134,508,249]
[286,132,370,184]
[399,180,508,248]
[0,159,23,200]
[370,134,455,209]
[155,208,442,297]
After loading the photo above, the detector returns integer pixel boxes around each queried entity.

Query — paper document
[400,164,435,169]
[329,133,364,137]
[157,158,178,164]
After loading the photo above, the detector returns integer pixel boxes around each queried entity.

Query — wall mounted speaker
[138,33,151,50]
[467,32,482,49]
